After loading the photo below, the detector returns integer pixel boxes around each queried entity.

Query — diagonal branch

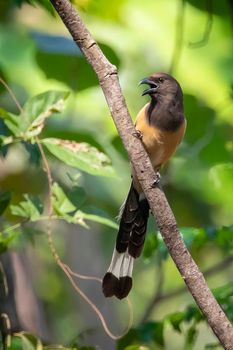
[49,1,233,348]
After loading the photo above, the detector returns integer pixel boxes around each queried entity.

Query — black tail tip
[102,273,133,299]
[102,272,118,297]
[115,276,133,300]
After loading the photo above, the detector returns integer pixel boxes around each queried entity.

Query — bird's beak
[139,78,158,96]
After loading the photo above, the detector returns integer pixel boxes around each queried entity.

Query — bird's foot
[151,171,161,187]
[133,129,143,140]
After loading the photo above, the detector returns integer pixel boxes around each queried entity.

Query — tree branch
[49,1,233,348]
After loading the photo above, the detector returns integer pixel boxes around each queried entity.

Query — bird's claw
[151,171,161,187]
[133,130,143,140]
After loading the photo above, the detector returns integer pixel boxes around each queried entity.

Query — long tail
[102,182,149,299]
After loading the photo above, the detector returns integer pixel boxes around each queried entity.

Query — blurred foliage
[0,0,233,349]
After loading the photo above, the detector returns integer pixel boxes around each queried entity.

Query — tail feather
[116,183,139,253]
[116,276,133,299]
[102,249,134,299]
[128,195,149,258]
[102,183,149,299]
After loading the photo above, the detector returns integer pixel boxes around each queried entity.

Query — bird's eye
[159,78,164,83]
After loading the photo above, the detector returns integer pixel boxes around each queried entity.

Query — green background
[0,0,232,349]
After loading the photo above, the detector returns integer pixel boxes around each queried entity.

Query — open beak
[139,78,158,96]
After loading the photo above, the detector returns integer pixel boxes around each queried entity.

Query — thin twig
[49,1,233,347]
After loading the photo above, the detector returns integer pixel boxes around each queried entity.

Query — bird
[102,72,186,299]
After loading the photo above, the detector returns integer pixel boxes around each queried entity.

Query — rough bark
[49,1,233,348]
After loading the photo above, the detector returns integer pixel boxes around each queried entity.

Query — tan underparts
[132,103,186,193]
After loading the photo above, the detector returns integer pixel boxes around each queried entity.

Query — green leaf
[0,191,11,215]
[10,194,43,221]
[215,226,233,251]
[0,230,18,253]
[180,227,207,249]
[75,207,118,230]
[19,91,69,138]
[184,305,202,323]
[13,332,43,350]
[8,336,22,350]
[52,182,77,216]
[42,138,115,177]
[22,226,45,244]
[0,108,20,135]
[117,329,140,350]
[213,282,233,301]
[52,183,116,229]
[0,91,69,139]
[143,233,158,260]
[168,311,185,333]
[65,185,86,209]
[185,324,198,346]
[140,321,164,347]
[23,142,41,166]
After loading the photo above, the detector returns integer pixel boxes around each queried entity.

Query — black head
[139,72,182,100]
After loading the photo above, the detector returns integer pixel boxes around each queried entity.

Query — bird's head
[139,72,182,100]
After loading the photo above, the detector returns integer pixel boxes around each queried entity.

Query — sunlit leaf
[85,0,126,20]
[10,195,43,221]
[13,332,43,350]
[19,91,69,138]
[0,230,18,253]
[0,91,69,139]
[51,183,116,228]
[53,182,86,213]
[0,108,20,135]
[74,207,118,229]
[42,138,115,177]
[52,182,77,215]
